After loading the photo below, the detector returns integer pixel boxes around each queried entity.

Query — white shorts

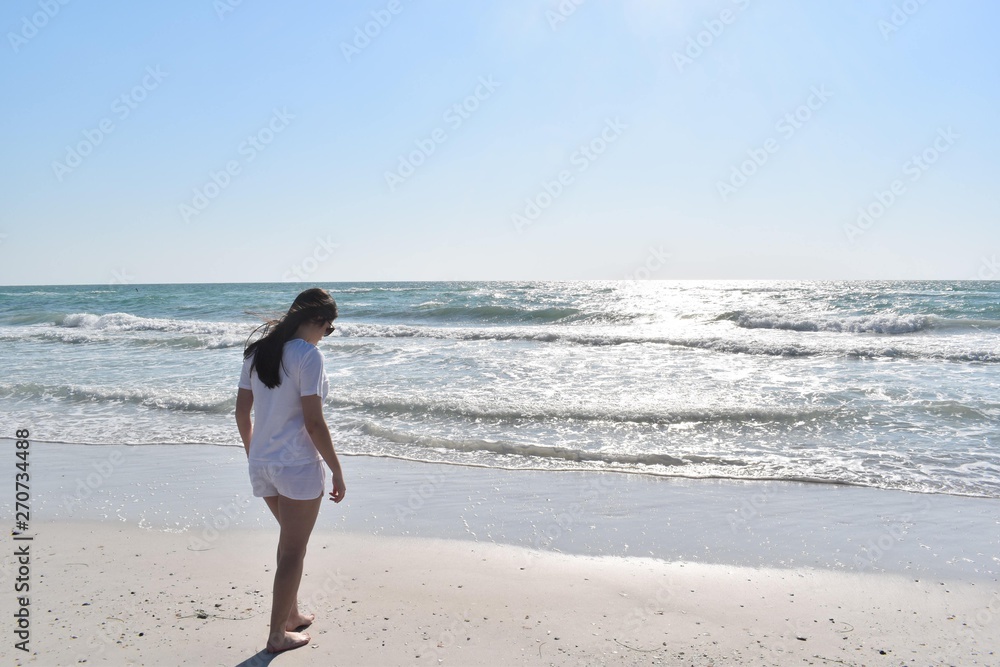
[248,459,325,500]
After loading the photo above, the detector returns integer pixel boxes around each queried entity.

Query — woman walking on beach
[235,287,346,654]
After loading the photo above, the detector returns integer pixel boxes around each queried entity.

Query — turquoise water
[2,280,998,497]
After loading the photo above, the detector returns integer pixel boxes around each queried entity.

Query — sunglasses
[324,323,335,336]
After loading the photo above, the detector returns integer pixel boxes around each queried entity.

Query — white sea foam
[0,382,233,413]
[59,312,237,335]
[326,393,839,426]
[726,311,1000,334]
[731,312,932,334]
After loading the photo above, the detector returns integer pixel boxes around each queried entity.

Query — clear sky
[1,0,998,284]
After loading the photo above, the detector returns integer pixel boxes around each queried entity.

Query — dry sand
[7,520,998,666]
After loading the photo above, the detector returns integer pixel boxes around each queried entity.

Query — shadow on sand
[234,649,283,666]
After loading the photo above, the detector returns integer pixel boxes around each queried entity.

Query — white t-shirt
[239,338,328,464]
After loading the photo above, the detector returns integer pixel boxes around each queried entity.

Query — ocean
[2,280,998,498]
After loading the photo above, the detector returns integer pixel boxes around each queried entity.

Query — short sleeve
[238,353,254,390]
[298,346,326,397]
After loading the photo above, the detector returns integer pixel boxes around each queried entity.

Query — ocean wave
[719,311,1000,334]
[329,394,838,426]
[350,305,585,324]
[912,399,999,420]
[333,285,437,294]
[0,330,95,345]
[336,323,1000,361]
[336,321,700,347]
[58,312,238,334]
[0,328,246,350]
[0,382,233,414]
[344,304,645,325]
[931,317,1000,330]
[45,312,248,348]
[5,306,998,364]
[357,421,747,467]
[719,311,932,334]
[445,305,582,322]
[4,314,996,362]
[844,347,1000,363]
[0,311,68,325]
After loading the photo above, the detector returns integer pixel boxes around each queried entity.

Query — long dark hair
[243,288,338,389]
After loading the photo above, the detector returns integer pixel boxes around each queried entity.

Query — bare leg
[262,495,315,631]
[267,494,321,651]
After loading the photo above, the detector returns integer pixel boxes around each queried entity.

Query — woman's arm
[235,388,254,457]
[301,394,346,502]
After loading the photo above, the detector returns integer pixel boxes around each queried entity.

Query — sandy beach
[6,520,998,666]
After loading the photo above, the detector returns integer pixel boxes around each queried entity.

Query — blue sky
[1,0,997,284]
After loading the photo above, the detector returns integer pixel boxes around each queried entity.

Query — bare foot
[266,630,310,654]
[286,611,315,631]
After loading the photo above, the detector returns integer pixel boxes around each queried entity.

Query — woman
[235,287,346,654]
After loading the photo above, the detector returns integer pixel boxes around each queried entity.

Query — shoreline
[30,437,1000,501]
[9,439,1000,582]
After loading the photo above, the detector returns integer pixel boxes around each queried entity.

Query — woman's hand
[302,394,346,503]
[329,471,346,503]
